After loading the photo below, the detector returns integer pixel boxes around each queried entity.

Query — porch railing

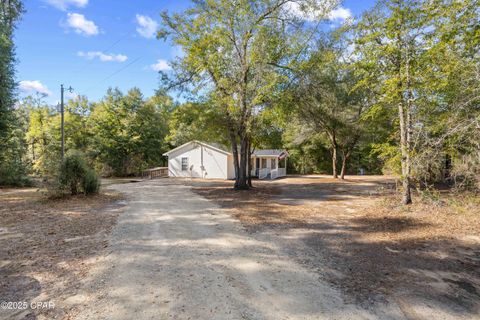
[143,167,168,179]
[271,169,278,179]
[251,167,286,180]
[258,168,269,179]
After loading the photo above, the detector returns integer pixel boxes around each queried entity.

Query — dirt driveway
[68,179,407,320]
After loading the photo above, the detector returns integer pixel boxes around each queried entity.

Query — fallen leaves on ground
[192,176,480,309]
[0,188,123,319]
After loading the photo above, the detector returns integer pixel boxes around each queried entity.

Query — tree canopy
[1,0,479,205]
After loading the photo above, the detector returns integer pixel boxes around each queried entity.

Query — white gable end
[165,141,232,179]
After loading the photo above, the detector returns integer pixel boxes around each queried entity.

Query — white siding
[167,143,229,179]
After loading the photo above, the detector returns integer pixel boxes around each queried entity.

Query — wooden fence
[143,167,168,179]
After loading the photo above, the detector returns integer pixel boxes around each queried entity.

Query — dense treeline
[14,89,172,178]
[158,0,480,201]
[1,0,479,205]
[0,0,27,185]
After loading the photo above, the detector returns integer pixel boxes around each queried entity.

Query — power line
[101,34,130,52]
[61,34,139,103]
[72,33,131,77]
[81,57,142,94]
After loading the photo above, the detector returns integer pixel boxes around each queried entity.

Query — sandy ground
[0,188,123,320]
[68,179,408,320]
[3,176,478,319]
[192,175,480,319]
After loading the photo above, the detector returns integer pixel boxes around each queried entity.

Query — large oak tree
[158,0,337,189]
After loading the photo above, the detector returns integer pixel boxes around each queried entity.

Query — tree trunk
[332,146,338,179]
[398,101,412,204]
[400,39,414,205]
[229,130,240,188]
[70,181,77,195]
[327,132,338,179]
[340,150,349,180]
[235,135,249,190]
[247,140,253,188]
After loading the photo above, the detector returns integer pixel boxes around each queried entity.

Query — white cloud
[78,51,128,62]
[65,13,99,36]
[45,0,88,11]
[328,7,352,21]
[284,2,351,22]
[150,59,171,72]
[19,80,52,96]
[135,14,158,39]
[283,1,325,21]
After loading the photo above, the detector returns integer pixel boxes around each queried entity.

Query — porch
[250,150,288,180]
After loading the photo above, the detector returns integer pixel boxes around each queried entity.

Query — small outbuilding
[163,140,288,180]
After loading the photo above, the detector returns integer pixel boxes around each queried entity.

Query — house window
[261,158,267,168]
[181,157,189,171]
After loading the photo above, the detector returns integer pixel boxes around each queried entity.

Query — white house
[163,140,288,180]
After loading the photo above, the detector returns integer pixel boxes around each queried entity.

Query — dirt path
[69,180,405,320]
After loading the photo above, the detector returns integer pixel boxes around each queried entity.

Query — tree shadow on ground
[296,217,480,310]
[191,177,480,317]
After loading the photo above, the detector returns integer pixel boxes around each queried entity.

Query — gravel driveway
[70,179,405,320]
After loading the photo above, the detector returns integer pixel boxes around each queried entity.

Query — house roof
[253,149,289,158]
[163,141,288,158]
[162,140,232,156]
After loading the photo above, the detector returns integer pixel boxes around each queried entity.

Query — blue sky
[15,0,376,104]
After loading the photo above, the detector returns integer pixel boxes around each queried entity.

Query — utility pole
[60,84,74,159]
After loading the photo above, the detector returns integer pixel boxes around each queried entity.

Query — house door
[255,158,260,177]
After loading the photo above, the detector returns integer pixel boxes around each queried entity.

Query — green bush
[84,168,100,194]
[57,151,100,196]
[0,160,32,187]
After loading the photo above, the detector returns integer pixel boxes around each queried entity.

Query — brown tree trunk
[398,89,412,204]
[229,130,240,188]
[332,147,338,179]
[399,40,413,205]
[235,135,249,190]
[340,150,350,180]
[332,146,338,179]
[327,132,338,179]
[247,140,253,188]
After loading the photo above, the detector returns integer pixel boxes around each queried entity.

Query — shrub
[451,152,480,192]
[56,151,100,196]
[83,168,100,194]
[0,160,32,187]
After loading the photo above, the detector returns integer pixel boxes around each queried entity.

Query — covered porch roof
[252,149,289,158]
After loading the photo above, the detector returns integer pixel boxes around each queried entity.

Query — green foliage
[17,88,172,179]
[57,151,99,196]
[83,166,100,195]
[0,0,27,186]
[0,105,32,186]
[23,96,60,177]
[158,0,337,188]
[283,36,369,177]
[2,0,479,202]
[371,143,402,175]
[353,0,480,198]
[89,88,171,176]
[0,0,23,137]
[167,101,229,147]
